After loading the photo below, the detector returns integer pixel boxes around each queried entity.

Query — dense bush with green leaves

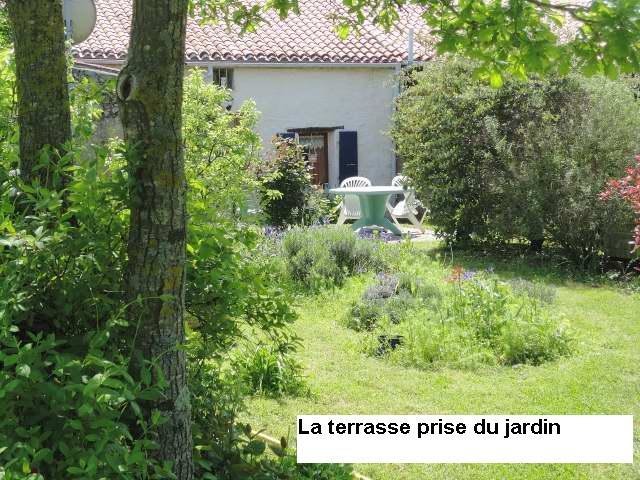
[258,137,310,227]
[393,58,640,261]
[184,71,261,216]
[183,72,297,359]
[0,135,171,478]
[282,226,387,291]
[257,137,333,227]
[0,331,173,479]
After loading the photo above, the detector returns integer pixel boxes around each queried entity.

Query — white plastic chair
[387,175,425,232]
[335,176,372,225]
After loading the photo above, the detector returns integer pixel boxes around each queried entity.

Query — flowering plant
[600,155,640,251]
[445,265,482,283]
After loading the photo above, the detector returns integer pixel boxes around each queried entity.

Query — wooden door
[299,133,329,186]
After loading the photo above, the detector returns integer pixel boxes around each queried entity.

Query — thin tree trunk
[117,1,192,478]
[6,0,71,186]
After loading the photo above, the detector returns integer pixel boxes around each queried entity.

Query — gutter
[72,57,404,70]
[73,61,120,77]
[192,61,401,69]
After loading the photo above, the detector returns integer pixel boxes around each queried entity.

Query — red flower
[601,154,640,251]
[447,265,465,283]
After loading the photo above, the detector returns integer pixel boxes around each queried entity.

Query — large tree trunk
[6,0,71,186]
[117,1,193,478]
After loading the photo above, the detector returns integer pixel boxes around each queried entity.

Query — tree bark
[6,0,71,186]
[117,1,192,478]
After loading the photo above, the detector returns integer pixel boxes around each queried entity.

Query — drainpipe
[392,29,414,179]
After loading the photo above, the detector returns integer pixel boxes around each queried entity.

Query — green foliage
[348,273,421,331]
[0,10,11,49]
[192,0,640,81]
[499,315,572,366]
[181,70,345,478]
[232,341,306,397]
[0,135,168,478]
[182,70,301,398]
[394,58,640,261]
[0,146,128,339]
[395,272,570,368]
[70,75,112,146]
[282,226,386,291]
[352,254,570,369]
[182,68,298,379]
[257,137,333,227]
[266,459,353,480]
[188,352,259,479]
[507,278,557,305]
[0,50,17,165]
[0,331,172,480]
[184,71,261,215]
[0,62,313,478]
[258,137,310,227]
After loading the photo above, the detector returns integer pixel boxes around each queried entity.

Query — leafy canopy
[190,0,640,84]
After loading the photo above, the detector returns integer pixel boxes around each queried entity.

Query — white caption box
[297,415,633,463]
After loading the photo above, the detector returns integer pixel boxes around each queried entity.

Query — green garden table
[328,186,407,236]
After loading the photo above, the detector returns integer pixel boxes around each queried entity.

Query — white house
[72,0,431,187]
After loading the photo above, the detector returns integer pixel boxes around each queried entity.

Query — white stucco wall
[229,66,399,187]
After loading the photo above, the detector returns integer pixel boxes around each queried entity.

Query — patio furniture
[335,176,372,225]
[329,185,406,235]
[386,175,425,233]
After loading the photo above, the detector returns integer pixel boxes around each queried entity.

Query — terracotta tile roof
[73,0,432,64]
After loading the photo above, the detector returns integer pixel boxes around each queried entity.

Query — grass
[244,242,640,480]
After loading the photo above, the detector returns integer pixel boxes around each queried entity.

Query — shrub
[0,331,171,479]
[393,57,640,260]
[232,342,306,397]
[348,273,421,331]
[183,71,261,216]
[282,226,386,290]
[0,50,16,164]
[601,154,640,252]
[349,300,387,331]
[0,12,10,49]
[389,319,498,369]
[0,149,170,478]
[259,137,310,227]
[257,136,337,227]
[499,315,572,366]
[363,273,400,299]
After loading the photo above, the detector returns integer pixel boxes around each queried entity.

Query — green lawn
[245,242,640,480]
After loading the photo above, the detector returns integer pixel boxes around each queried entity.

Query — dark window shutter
[277,132,296,139]
[339,131,358,183]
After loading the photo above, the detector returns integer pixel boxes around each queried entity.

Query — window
[210,67,234,89]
